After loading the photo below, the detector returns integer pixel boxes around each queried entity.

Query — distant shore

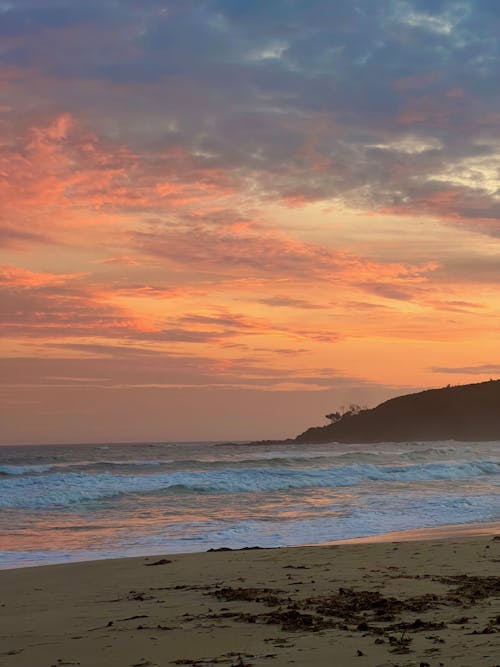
[295,380,500,444]
[1,526,499,666]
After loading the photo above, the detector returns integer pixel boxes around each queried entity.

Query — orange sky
[1,1,500,444]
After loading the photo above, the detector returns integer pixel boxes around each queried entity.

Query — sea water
[0,440,498,568]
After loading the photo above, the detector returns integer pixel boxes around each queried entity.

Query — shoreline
[1,532,498,666]
[2,520,499,573]
[324,519,500,545]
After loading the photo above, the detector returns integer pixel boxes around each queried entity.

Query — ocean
[0,440,499,569]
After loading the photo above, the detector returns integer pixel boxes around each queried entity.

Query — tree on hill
[325,403,366,424]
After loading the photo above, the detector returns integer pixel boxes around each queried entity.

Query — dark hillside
[295,380,500,443]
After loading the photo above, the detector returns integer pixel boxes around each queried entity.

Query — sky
[1,0,500,445]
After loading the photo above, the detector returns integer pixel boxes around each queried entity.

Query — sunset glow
[1,1,500,444]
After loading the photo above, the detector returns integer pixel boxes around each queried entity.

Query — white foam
[0,459,498,509]
[1,493,497,569]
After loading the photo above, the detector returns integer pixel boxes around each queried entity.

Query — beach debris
[387,630,412,654]
[385,618,446,632]
[437,574,500,605]
[450,615,472,624]
[172,652,255,665]
[207,584,444,630]
[207,546,263,552]
[264,608,325,631]
[87,620,114,631]
[202,571,499,655]
[145,558,172,566]
[127,590,154,601]
[212,586,285,607]
[305,587,440,623]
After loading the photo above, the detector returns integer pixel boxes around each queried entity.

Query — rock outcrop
[295,380,500,443]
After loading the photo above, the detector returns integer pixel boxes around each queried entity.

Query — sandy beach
[1,528,499,667]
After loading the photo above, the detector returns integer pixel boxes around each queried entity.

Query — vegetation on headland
[295,380,500,443]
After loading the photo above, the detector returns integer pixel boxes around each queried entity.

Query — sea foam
[0,459,498,509]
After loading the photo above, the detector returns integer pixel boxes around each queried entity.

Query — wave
[0,459,498,509]
[0,455,339,476]
[0,464,53,476]
[2,492,498,570]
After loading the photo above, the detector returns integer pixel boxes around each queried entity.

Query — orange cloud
[0,265,86,288]
[97,256,142,266]
[0,114,238,252]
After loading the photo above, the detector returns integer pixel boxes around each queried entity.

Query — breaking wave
[0,459,498,509]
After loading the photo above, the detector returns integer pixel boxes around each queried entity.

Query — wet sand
[1,528,499,667]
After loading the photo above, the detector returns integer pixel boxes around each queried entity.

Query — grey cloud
[430,364,500,374]
[344,300,391,311]
[429,300,484,313]
[0,284,123,328]
[0,349,357,392]
[0,283,247,343]
[133,225,341,279]
[46,342,163,357]
[0,278,275,343]
[356,282,421,301]
[3,1,500,233]
[0,224,51,248]
[433,254,500,283]
[257,296,326,310]
[0,3,104,36]
[179,313,257,328]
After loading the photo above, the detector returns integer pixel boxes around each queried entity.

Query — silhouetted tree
[325,404,366,423]
[325,411,342,424]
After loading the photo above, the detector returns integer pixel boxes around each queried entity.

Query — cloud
[3,1,500,444]
[0,282,134,338]
[98,256,142,266]
[0,224,52,249]
[0,343,363,393]
[2,1,500,237]
[355,282,422,302]
[0,265,303,346]
[430,364,500,375]
[0,275,262,343]
[179,311,266,331]
[0,113,238,250]
[133,223,341,279]
[432,254,500,284]
[257,296,326,310]
[0,264,85,287]
[426,299,484,313]
[133,217,436,287]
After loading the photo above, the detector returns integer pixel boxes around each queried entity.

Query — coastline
[2,520,500,572]
[1,530,499,666]
[324,520,500,545]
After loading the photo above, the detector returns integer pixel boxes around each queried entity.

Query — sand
[1,528,499,667]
